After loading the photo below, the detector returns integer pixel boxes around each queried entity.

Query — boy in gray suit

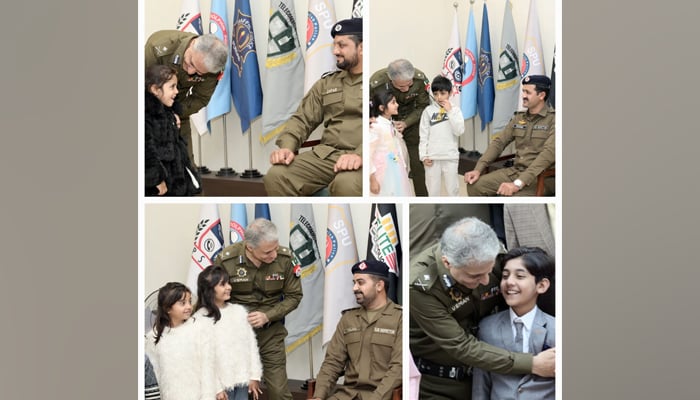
[472,247,556,400]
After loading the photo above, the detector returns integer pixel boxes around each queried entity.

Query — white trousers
[424,159,459,196]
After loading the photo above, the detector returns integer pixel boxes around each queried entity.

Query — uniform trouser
[255,321,293,400]
[403,127,428,196]
[419,373,472,400]
[263,150,362,196]
[424,159,460,197]
[466,167,555,197]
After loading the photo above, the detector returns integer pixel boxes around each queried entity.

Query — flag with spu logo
[548,47,556,109]
[477,3,495,131]
[366,204,402,304]
[461,4,478,120]
[323,204,358,345]
[187,204,225,293]
[176,0,203,34]
[285,204,325,352]
[231,0,263,134]
[519,0,546,111]
[440,9,463,107]
[304,0,337,93]
[261,0,305,144]
[229,204,248,245]
[492,0,520,134]
[205,0,232,132]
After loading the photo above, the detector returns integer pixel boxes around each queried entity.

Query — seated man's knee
[264,165,293,196]
[329,170,362,196]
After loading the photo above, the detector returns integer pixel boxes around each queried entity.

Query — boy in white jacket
[419,75,465,196]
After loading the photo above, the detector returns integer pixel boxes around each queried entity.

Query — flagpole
[196,134,211,174]
[467,118,481,157]
[241,125,262,178]
[302,340,316,397]
[216,117,237,176]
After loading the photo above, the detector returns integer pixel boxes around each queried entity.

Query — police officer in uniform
[370,59,431,196]
[464,75,555,196]
[264,18,363,196]
[145,30,227,165]
[214,218,303,400]
[311,260,402,400]
[409,217,555,399]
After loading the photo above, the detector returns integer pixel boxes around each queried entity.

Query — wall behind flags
[143,0,354,174]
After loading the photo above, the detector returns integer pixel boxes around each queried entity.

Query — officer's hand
[248,380,262,400]
[464,170,480,184]
[497,182,519,196]
[174,113,181,129]
[394,121,407,134]
[156,181,168,195]
[247,311,270,328]
[334,154,362,172]
[270,148,295,165]
[216,390,227,400]
[532,347,556,377]
[423,158,433,167]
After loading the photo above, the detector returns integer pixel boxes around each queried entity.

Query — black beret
[351,259,389,278]
[331,18,362,38]
[522,75,551,89]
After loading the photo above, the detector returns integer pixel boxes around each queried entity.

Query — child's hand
[370,173,380,194]
[439,99,452,112]
[249,380,262,400]
[423,158,433,167]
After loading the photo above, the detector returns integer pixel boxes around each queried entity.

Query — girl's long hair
[153,282,191,344]
[194,265,230,323]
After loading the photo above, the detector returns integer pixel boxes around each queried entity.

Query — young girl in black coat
[145,65,201,196]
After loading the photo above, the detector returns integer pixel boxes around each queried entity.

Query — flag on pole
[441,8,463,108]
[285,204,325,352]
[261,0,305,144]
[548,47,556,109]
[366,204,402,304]
[205,0,233,132]
[477,4,495,131]
[176,0,203,34]
[304,0,337,93]
[492,0,520,134]
[187,204,225,293]
[351,0,363,18]
[519,0,546,110]
[229,204,248,245]
[323,204,358,345]
[231,0,263,134]
[255,204,271,220]
[461,4,478,120]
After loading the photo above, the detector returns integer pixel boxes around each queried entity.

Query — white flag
[493,0,520,133]
[441,9,463,107]
[285,204,325,352]
[187,204,225,293]
[518,0,546,110]
[304,0,337,93]
[262,0,306,144]
[323,204,358,345]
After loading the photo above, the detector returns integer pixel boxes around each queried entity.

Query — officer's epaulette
[277,246,292,258]
[218,244,244,263]
[321,70,341,79]
[341,306,362,314]
[411,272,437,292]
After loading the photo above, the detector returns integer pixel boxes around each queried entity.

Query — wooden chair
[487,154,555,196]
[305,379,402,400]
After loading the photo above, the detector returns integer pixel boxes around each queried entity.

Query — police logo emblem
[449,287,463,302]
[231,10,257,78]
[236,267,247,278]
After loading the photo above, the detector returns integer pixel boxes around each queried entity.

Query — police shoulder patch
[277,246,292,258]
[218,245,240,261]
[341,306,361,314]
[321,70,340,79]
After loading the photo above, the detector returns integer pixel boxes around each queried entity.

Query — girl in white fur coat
[195,265,263,400]
[145,282,217,400]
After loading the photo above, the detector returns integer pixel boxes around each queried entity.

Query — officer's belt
[414,357,470,381]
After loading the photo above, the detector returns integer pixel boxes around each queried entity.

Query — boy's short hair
[431,75,452,93]
[501,246,554,284]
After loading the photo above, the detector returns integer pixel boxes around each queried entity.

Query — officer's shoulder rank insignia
[321,70,340,79]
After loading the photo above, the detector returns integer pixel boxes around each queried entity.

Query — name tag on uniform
[513,123,527,129]
[374,327,396,335]
[533,124,549,130]
[322,87,340,95]
[480,286,501,300]
[405,93,418,99]
[343,327,361,334]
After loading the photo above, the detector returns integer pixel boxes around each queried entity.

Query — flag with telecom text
[477,3,495,131]
[548,47,556,109]
[461,4,478,120]
[231,0,263,133]
[261,0,305,144]
[285,204,325,352]
[187,204,225,293]
[205,0,233,132]
[366,204,402,304]
[351,0,363,18]
[323,204,358,346]
[492,0,520,134]
[229,204,248,245]
[441,8,463,107]
[304,0,337,93]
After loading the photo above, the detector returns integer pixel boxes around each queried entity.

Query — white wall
[144,0,355,174]
[143,202,404,380]
[369,0,557,153]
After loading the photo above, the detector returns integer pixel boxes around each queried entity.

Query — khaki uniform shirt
[214,241,302,323]
[314,301,402,400]
[369,68,430,145]
[145,30,219,119]
[475,106,555,186]
[276,70,363,158]
[409,244,532,376]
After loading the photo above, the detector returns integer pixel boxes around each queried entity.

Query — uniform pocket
[230,280,254,294]
[262,278,284,295]
[322,91,343,106]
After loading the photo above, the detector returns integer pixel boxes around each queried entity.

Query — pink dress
[370,116,414,196]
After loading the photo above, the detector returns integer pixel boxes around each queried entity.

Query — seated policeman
[311,260,402,400]
[263,18,363,196]
[464,75,555,196]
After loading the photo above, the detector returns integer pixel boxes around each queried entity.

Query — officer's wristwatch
[513,179,523,189]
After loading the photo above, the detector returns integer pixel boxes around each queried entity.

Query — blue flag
[461,5,477,119]
[477,4,495,131]
[230,0,263,133]
[255,204,271,220]
[206,0,232,130]
[229,204,248,244]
